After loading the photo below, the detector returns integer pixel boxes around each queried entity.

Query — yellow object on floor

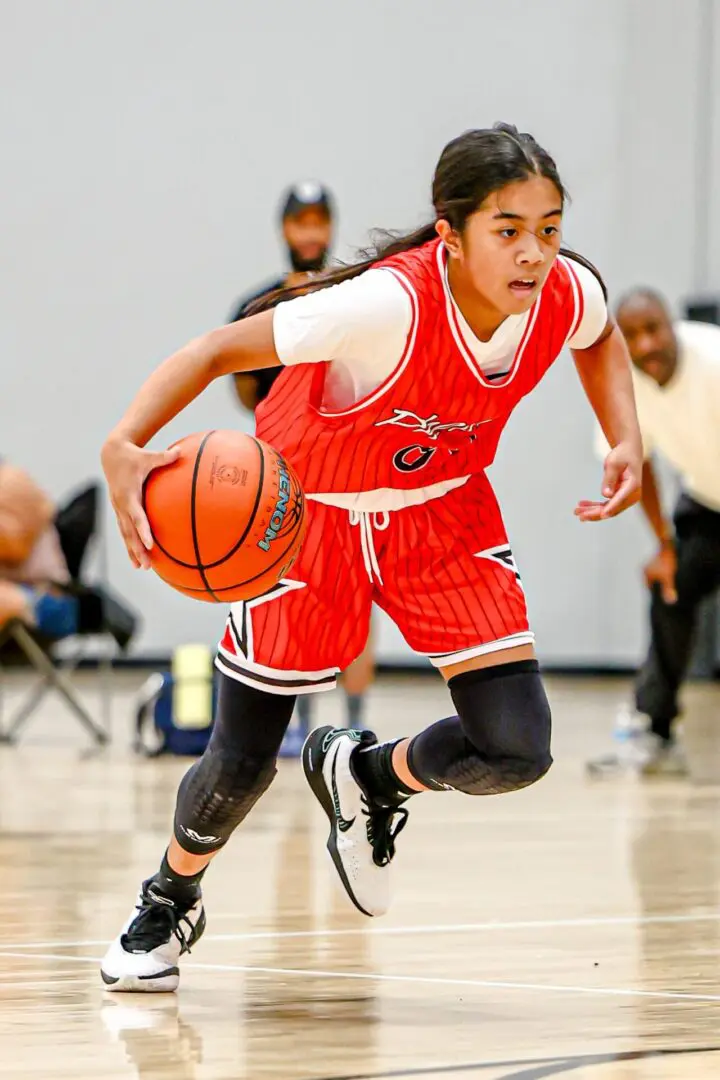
[171,643,213,730]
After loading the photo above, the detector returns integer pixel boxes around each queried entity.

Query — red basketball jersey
[255,240,585,494]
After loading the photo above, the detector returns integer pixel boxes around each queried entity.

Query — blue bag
[134,645,216,757]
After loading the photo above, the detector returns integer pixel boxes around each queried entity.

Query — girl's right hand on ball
[101,438,180,569]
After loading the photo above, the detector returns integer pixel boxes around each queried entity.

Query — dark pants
[635,495,720,725]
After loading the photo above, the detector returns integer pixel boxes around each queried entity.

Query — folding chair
[0,618,108,744]
[0,482,138,746]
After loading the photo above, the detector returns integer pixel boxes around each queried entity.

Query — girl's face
[441,175,564,318]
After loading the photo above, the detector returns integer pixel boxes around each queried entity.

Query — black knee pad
[173,673,295,854]
[407,660,552,796]
[174,745,277,854]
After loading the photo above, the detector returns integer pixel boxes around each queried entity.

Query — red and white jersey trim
[559,255,584,344]
[438,243,542,390]
[316,268,420,418]
[426,630,536,667]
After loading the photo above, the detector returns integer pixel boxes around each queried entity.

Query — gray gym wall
[2,0,718,665]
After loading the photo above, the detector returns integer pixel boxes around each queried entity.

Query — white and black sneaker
[101,879,206,992]
[302,726,408,917]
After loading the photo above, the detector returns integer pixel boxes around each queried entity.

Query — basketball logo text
[210,458,247,487]
[258,463,292,552]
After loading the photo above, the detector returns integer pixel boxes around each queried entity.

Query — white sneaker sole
[101,969,180,994]
[100,900,206,993]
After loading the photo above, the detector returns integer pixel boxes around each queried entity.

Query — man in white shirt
[588,289,720,776]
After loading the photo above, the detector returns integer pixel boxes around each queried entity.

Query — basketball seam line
[149,434,301,596]
[203,435,267,568]
[171,526,303,594]
[190,432,222,602]
[147,436,269,572]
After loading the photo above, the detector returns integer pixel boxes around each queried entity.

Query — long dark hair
[247,123,604,315]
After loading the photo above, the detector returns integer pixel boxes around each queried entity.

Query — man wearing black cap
[228,182,373,744]
[229,181,334,411]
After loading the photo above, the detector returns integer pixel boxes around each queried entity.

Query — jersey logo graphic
[376,409,492,440]
[228,578,307,662]
[393,445,437,473]
[473,545,523,586]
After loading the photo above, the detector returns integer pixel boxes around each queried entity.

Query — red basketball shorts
[216,473,532,694]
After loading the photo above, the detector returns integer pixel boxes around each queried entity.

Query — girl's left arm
[572,320,643,521]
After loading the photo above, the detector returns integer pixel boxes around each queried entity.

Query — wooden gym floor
[0,670,719,1079]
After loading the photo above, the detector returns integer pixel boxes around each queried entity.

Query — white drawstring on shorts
[349,510,390,584]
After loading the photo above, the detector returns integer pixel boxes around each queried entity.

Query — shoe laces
[361,796,408,867]
[121,889,196,955]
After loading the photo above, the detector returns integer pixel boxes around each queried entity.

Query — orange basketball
[143,430,307,603]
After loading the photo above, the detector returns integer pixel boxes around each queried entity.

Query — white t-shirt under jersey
[273,258,608,411]
[608,321,720,512]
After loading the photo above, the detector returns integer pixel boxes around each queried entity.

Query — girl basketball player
[100,124,642,991]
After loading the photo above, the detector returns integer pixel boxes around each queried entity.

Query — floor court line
[3,909,720,952]
[315,1046,720,1080]
[0,979,91,991]
[1,950,720,1004]
[317,1049,720,1080]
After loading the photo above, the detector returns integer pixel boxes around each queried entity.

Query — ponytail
[560,247,608,301]
[246,235,607,318]
[244,222,438,317]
